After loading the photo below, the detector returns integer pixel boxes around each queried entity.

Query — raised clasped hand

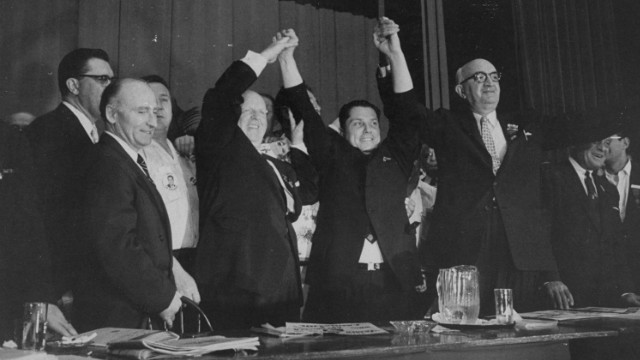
[373,16,400,55]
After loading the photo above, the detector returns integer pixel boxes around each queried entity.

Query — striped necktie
[481,116,501,174]
[137,154,151,179]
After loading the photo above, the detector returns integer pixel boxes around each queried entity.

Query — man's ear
[66,78,80,96]
[623,137,631,150]
[455,84,466,99]
[105,104,118,125]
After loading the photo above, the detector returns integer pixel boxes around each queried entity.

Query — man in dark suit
[195,33,317,330]
[0,122,77,340]
[604,114,640,290]
[543,109,640,308]
[277,25,427,322]
[26,49,114,305]
[419,46,566,312]
[73,79,181,332]
[546,110,640,360]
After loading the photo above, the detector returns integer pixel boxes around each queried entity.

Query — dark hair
[141,74,170,90]
[58,48,110,97]
[338,99,380,131]
[99,78,129,120]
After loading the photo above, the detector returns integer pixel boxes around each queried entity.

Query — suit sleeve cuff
[240,50,268,77]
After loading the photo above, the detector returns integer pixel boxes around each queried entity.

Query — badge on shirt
[162,172,178,191]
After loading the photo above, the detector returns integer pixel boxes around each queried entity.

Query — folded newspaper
[251,322,388,337]
[80,328,258,359]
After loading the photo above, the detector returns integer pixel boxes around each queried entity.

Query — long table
[45,320,624,360]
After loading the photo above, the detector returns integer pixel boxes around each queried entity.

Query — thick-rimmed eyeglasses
[76,74,116,85]
[601,136,622,147]
[459,71,501,84]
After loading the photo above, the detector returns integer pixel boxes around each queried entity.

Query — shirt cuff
[240,50,268,77]
[291,142,308,155]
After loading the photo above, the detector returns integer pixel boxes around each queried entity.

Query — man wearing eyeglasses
[543,109,640,309]
[421,57,566,314]
[604,117,640,291]
[26,48,114,314]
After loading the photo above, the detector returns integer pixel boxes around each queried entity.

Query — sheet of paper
[285,322,387,336]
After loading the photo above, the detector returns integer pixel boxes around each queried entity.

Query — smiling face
[344,106,381,153]
[238,91,268,146]
[105,80,158,151]
[573,141,608,171]
[455,59,500,115]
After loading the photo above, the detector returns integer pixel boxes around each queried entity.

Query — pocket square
[383,156,392,162]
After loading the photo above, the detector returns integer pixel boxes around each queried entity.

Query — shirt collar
[63,101,96,139]
[568,156,591,179]
[105,131,144,163]
[473,111,499,128]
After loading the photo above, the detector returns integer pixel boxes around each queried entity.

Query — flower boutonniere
[506,123,532,141]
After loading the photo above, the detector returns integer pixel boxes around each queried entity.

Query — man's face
[455,59,500,114]
[148,82,173,133]
[575,141,608,171]
[238,91,268,146]
[344,106,380,153]
[261,95,274,135]
[605,135,629,165]
[77,58,114,120]
[107,81,158,151]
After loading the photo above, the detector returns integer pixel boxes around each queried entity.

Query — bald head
[454,58,500,115]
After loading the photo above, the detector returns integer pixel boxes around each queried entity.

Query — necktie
[584,171,598,200]
[481,116,501,174]
[90,125,99,144]
[137,154,151,179]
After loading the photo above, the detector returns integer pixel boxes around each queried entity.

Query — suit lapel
[100,135,171,237]
[562,161,602,233]
[457,111,492,169]
[626,159,640,223]
[496,114,516,174]
[58,104,94,147]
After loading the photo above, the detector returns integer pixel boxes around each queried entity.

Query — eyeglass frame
[458,71,502,85]
[600,136,623,147]
[75,74,116,85]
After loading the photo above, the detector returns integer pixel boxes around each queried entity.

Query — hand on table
[544,281,574,309]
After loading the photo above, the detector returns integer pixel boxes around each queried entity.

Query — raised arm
[278,29,334,169]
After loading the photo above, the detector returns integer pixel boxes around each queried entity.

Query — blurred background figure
[5,112,35,130]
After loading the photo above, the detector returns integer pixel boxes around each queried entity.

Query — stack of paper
[108,334,259,358]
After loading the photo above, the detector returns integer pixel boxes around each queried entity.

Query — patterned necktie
[137,154,151,179]
[481,116,501,174]
[90,125,99,144]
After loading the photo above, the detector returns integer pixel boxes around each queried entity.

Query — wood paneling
[1,0,380,128]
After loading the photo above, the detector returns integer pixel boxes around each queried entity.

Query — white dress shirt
[606,159,631,221]
[105,132,149,176]
[473,111,507,162]
[143,140,199,249]
[63,101,99,143]
[568,156,597,196]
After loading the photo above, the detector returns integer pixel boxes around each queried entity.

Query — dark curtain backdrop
[0,0,382,133]
[512,0,622,115]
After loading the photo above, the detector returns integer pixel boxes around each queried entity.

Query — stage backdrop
[0,0,384,132]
